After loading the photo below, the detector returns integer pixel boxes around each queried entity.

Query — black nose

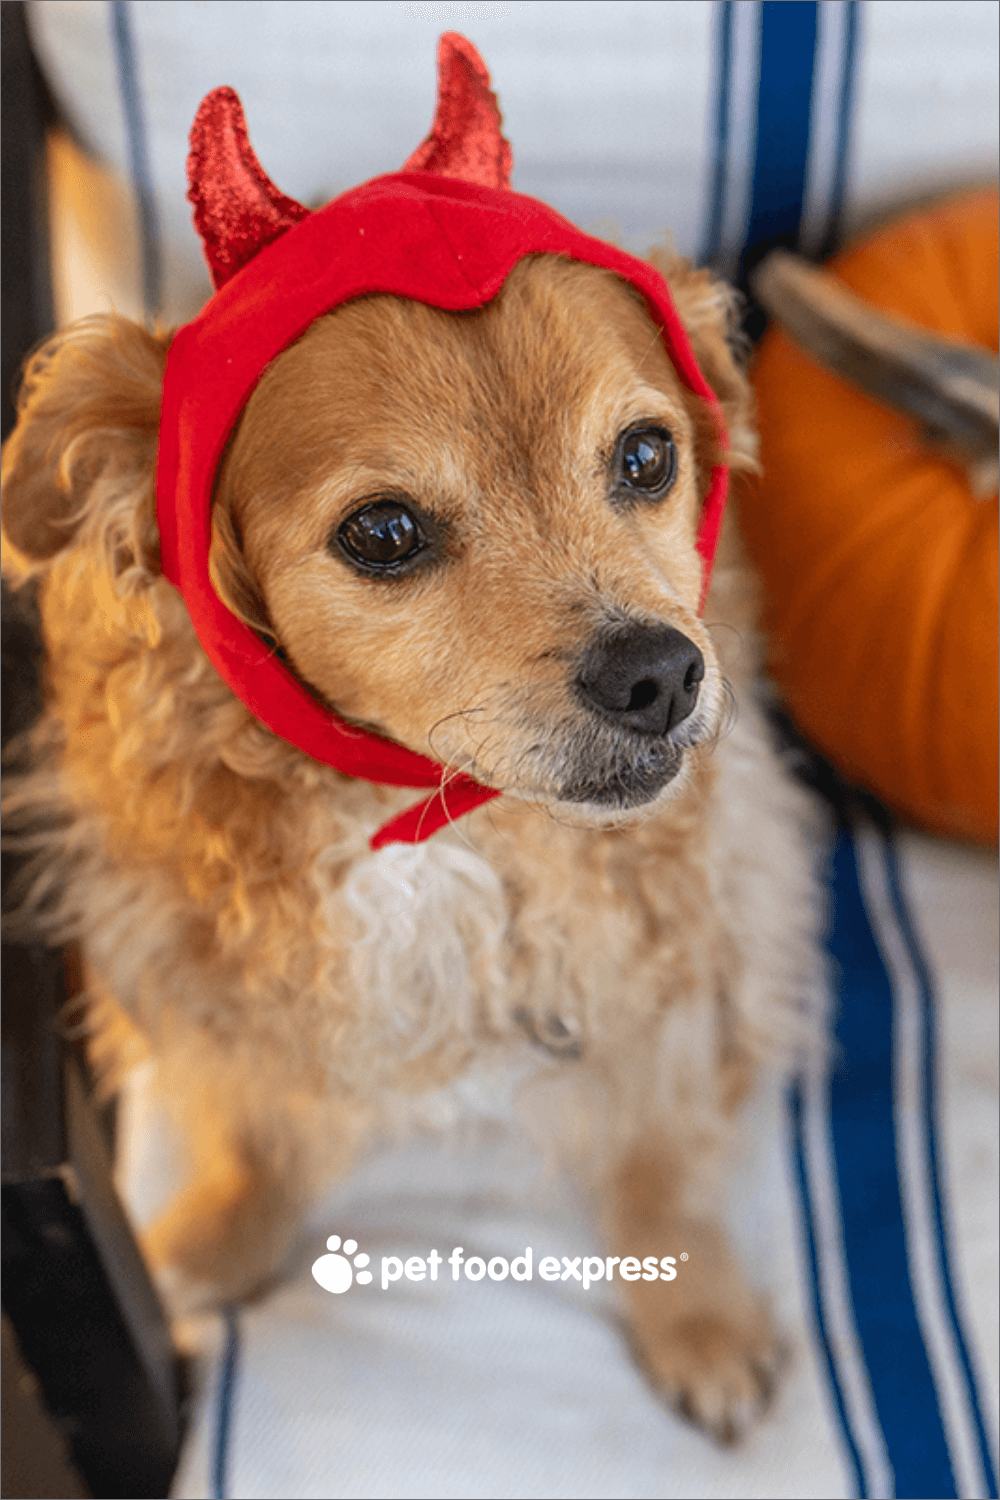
[577,624,705,736]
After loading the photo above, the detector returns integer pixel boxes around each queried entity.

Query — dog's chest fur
[317,698,813,1104]
[338,811,707,1071]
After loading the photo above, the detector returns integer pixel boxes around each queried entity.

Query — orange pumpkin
[743,189,999,843]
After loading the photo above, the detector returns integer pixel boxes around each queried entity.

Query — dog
[2,39,822,1447]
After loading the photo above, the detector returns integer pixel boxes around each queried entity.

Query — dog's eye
[337,501,425,570]
[618,427,677,497]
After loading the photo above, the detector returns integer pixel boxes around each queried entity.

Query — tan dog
[2,247,821,1444]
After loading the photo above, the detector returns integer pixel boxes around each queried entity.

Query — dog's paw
[140,1167,298,1315]
[628,1301,787,1445]
[145,1232,292,1322]
[145,1252,220,1320]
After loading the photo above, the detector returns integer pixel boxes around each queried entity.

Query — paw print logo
[311,1235,372,1293]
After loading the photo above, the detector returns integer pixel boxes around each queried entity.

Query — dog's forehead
[276,258,691,482]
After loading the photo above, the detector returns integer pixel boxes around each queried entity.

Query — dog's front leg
[142,1123,301,1312]
[608,1028,784,1445]
[139,1069,364,1315]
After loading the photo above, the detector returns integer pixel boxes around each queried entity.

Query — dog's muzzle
[554,623,706,808]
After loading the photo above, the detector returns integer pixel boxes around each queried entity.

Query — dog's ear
[208,495,276,641]
[1,316,167,581]
[649,248,760,475]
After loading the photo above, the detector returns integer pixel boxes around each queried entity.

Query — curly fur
[2,249,824,1443]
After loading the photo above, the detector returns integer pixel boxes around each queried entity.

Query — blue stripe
[883,837,1000,1500]
[789,1076,868,1498]
[818,0,862,260]
[212,1308,241,1500]
[742,0,817,270]
[700,1,735,265]
[109,1,162,322]
[830,831,957,1498]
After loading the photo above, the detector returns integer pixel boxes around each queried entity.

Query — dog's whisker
[425,703,492,765]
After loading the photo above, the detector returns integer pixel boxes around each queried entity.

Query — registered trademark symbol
[680,1253,688,1261]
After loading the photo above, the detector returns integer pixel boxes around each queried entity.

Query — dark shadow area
[2,6,185,1496]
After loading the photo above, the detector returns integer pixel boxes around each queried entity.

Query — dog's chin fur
[551,682,729,812]
[1,247,825,1445]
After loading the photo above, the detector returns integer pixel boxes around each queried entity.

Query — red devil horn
[403,33,512,189]
[187,87,310,290]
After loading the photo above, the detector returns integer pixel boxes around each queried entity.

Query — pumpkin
[743,188,999,843]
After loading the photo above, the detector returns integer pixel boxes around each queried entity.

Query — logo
[311,1235,683,1294]
[310,1234,373,1293]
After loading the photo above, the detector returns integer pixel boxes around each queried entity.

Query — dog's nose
[577,625,705,735]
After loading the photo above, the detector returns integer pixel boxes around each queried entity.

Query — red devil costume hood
[157,33,729,849]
